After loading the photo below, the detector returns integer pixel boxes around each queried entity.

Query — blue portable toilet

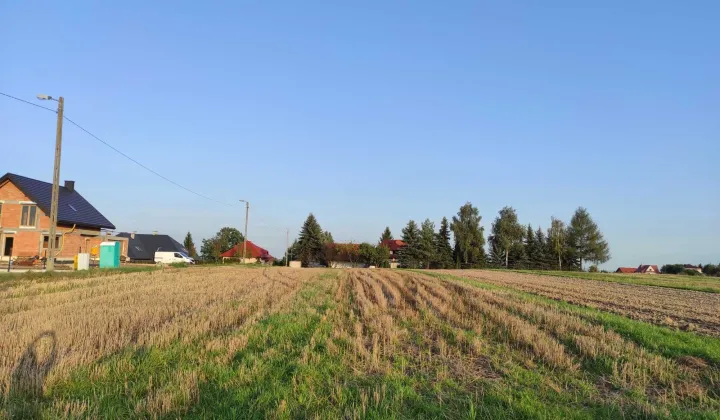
[99,241,121,268]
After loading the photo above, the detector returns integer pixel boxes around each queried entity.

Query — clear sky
[1,1,718,268]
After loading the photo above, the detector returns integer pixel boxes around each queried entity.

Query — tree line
[395,203,609,270]
[287,203,610,271]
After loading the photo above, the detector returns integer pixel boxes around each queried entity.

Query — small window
[174,253,183,258]
[43,235,60,248]
[21,205,37,227]
[68,204,78,212]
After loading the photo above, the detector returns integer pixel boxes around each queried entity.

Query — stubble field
[1,267,719,418]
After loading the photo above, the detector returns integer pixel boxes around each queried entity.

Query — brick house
[0,173,127,262]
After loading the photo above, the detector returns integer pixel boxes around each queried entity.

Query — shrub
[588,265,599,273]
[682,269,702,276]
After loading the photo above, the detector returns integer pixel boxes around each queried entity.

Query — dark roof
[220,241,273,260]
[1,173,115,230]
[615,267,636,274]
[116,233,188,260]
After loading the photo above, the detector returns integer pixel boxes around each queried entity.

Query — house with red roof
[220,241,274,264]
[381,239,406,268]
[615,264,659,274]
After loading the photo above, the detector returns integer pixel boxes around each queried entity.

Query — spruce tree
[487,235,505,268]
[524,225,537,269]
[434,217,454,269]
[490,207,525,268]
[399,220,421,268]
[567,207,610,270]
[379,227,393,243]
[297,213,324,267]
[535,226,550,270]
[419,219,436,269]
[183,232,198,258]
[450,202,486,268]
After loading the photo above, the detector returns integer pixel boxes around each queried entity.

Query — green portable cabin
[99,241,121,268]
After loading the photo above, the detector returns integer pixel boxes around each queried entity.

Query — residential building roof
[615,267,636,274]
[1,173,116,230]
[220,241,273,260]
[116,233,188,260]
[636,264,660,273]
[381,239,407,251]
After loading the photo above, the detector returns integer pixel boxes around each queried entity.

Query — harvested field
[2,267,719,418]
[442,270,720,337]
[511,269,720,294]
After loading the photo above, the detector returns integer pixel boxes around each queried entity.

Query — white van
[155,251,194,265]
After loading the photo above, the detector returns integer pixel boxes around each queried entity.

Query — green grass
[509,269,720,293]
[422,271,720,366]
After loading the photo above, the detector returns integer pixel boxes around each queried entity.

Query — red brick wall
[1,179,126,260]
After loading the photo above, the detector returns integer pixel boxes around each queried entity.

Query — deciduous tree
[567,207,610,269]
[450,202,486,268]
[490,207,525,268]
[200,227,244,262]
[548,217,567,270]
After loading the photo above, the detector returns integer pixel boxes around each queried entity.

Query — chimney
[131,231,136,239]
[64,180,75,192]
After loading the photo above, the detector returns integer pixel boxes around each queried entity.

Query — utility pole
[286,228,289,267]
[240,200,249,264]
[46,96,64,271]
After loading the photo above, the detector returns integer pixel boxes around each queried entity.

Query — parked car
[155,251,194,265]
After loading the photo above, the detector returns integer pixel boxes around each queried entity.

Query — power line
[63,117,232,206]
[1,91,232,207]
[0,92,57,113]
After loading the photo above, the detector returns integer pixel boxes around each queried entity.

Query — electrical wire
[0,92,57,113]
[1,91,232,207]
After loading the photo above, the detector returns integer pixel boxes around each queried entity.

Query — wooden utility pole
[286,228,289,267]
[47,96,64,271]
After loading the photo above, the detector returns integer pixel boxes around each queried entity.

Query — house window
[21,205,37,227]
[43,236,60,249]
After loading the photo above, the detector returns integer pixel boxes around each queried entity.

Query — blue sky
[1,1,718,267]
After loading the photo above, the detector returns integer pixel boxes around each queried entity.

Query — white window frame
[20,204,38,228]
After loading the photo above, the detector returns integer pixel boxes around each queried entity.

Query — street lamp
[38,94,64,271]
[239,200,249,264]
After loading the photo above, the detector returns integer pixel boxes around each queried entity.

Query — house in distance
[615,264,660,274]
[116,232,189,263]
[0,173,128,262]
[220,241,274,264]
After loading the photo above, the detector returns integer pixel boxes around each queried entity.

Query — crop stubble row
[438,270,720,337]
